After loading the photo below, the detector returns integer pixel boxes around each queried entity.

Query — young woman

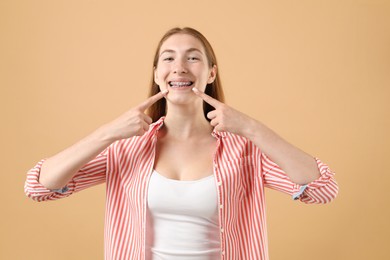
[25,27,338,260]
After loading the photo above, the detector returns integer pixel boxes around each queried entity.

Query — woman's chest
[154,138,217,181]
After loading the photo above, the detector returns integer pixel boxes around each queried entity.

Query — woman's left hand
[192,87,255,137]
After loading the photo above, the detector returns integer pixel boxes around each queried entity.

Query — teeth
[169,81,193,87]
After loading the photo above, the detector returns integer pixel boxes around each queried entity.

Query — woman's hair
[147,27,224,122]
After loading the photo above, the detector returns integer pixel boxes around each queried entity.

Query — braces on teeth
[169,81,194,87]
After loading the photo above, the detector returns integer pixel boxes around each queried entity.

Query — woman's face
[154,33,216,105]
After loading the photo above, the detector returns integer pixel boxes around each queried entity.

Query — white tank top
[146,170,221,260]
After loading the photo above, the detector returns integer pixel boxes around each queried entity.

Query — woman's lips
[168,81,194,88]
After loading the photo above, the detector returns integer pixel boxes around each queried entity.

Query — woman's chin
[166,94,199,107]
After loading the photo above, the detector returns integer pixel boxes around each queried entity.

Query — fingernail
[192,87,199,92]
[162,89,169,95]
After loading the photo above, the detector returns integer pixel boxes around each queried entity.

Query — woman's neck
[162,104,213,139]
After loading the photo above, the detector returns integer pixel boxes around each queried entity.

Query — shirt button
[219,204,223,209]
[217,181,222,186]
[222,251,225,255]
[221,228,224,233]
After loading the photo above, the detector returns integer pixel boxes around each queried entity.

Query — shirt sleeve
[24,147,109,202]
[261,153,339,204]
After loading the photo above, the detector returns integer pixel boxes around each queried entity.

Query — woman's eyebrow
[186,48,203,54]
[159,48,203,57]
[159,49,175,57]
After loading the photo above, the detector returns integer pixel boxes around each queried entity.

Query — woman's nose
[173,60,188,74]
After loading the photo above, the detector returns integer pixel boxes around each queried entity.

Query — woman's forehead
[159,34,205,55]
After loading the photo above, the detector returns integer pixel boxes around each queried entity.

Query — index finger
[138,89,168,111]
[192,87,222,108]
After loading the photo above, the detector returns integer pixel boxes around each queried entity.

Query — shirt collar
[150,117,165,133]
[212,129,227,138]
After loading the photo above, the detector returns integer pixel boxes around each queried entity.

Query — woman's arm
[241,119,320,185]
[193,88,320,185]
[39,129,113,190]
[38,90,168,190]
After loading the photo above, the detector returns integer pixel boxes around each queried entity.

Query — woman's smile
[168,81,194,88]
[168,78,195,93]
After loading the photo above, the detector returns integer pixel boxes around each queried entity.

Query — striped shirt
[24,117,338,260]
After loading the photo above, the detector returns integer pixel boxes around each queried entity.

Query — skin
[154,34,320,183]
[39,91,168,189]
[152,34,218,180]
[39,33,320,189]
[192,88,321,184]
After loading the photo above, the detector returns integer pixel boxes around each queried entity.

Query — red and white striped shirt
[25,117,338,260]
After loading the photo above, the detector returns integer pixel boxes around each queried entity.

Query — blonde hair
[147,27,224,122]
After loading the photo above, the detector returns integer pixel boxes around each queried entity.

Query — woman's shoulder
[216,132,262,162]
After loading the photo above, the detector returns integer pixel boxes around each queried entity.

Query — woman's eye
[188,57,199,61]
[163,57,174,61]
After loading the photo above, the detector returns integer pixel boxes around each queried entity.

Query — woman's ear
[207,65,217,84]
[154,66,160,85]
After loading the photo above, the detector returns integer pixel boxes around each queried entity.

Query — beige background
[1,0,389,259]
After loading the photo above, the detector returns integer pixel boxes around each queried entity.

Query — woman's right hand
[99,90,168,142]
[37,89,168,190]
